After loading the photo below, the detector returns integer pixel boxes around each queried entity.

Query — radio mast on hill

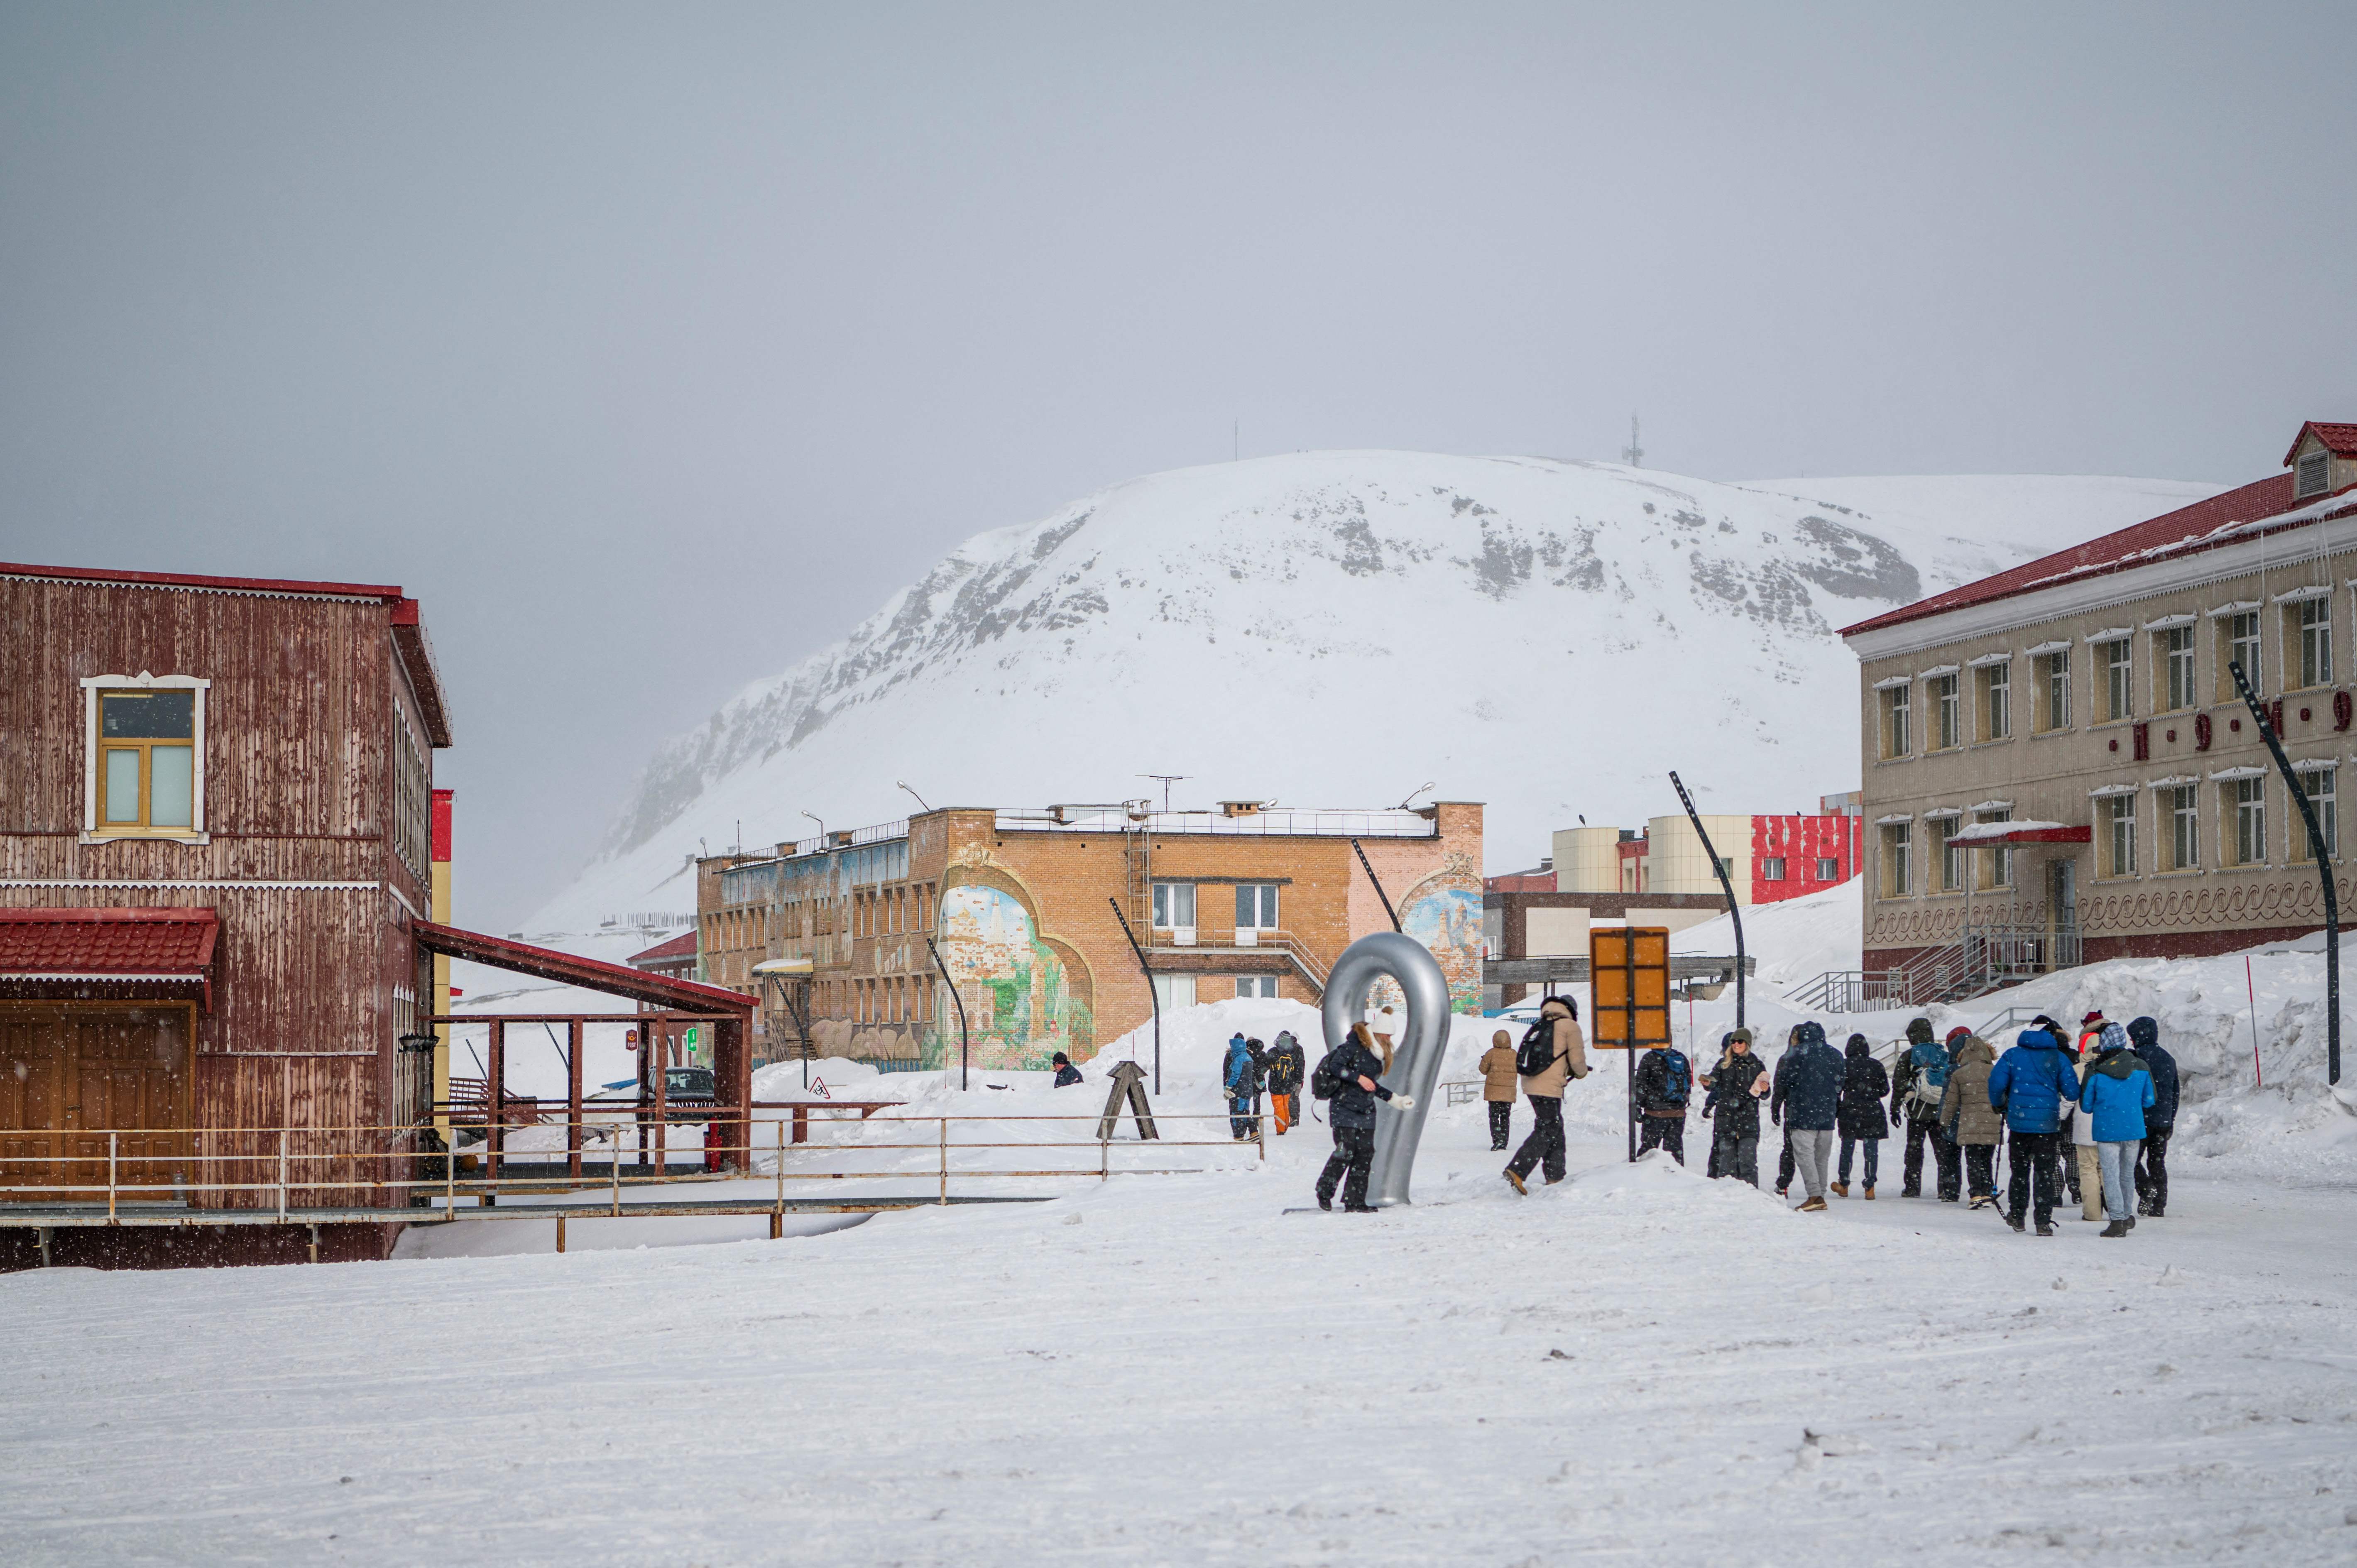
[1622,415,1644,468]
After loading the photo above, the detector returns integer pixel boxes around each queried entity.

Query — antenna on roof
[1622,415,1643,468]
[1140,774,1188,812]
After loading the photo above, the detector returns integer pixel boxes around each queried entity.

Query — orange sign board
[1588,926,1672,1050]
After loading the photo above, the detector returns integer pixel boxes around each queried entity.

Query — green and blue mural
[938,882,1094,1069]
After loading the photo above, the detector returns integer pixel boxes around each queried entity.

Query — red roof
[2284,422,2357,464]
[0,909,220,1006]
[1841,472,2357,640]
[629,930,699,967]
[0,560,407,602]
[413,922,750,1014]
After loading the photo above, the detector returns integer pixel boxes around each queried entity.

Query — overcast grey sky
[4,3,2351,926]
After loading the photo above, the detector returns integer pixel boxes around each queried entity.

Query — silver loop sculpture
[1321,930,1452,1207]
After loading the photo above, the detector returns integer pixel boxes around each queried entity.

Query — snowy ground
[5,998,2355,1564]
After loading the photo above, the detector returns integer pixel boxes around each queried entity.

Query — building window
[2230,778,2266,866]
[2296,451,2330,499]
[1925,817,1960,893]
[1880,684,1912,759]
[2295,598,2333,690]
[2166,785,2199,871]
[1930,674,1960,750]
[2293,767,2338,861]
[1235,976,1278,999]
[1234,883,1280,930]
[2161,626,2195,711]
[2101,640,2132,722]
[86,680,209,839]
[1151,881,1196,931]
[1816,856,1841,882]
[2101,795,2137,878]
[1974,807,2012,889]
[2221,610,2262,699]
[1880,822,1912,898]
[2035,650,2071,733]
[1761,856,1787,881]
[1975,661,2011,741]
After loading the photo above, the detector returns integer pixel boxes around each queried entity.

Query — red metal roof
[629,930,699,967]
[2284,422,2357,464]
[0,909,220,1006]
[413,922,750,1013]
[0,560,407,602]
[1841,472,2357,640]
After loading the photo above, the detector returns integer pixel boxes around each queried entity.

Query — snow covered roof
[1840,465,2357,641]
[996,807,1440,839]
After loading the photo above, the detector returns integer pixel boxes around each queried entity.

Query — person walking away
[1050,1051,1082,1087]
[1833,1032,1890,1197]
[1265,1031,1306,1136]
[1505,996,1588,1194]
[2060,1031,2101,1222]
[1890,1019,1963,1201]
[1224,1033,1256,1140]
[1699,1028,1768,1186]
[2127,1015,2178,1217]
[1771,1021,1845,1210]
[1773,1024,1805,1197]
[1478,1029,1520,1152]
[1987,1026,2079,1236]
[1633,1037,1693,1164]
[2079,1021,2156,1238]
[1312,1022,1410,1211]
[1938,1035,2004,1208]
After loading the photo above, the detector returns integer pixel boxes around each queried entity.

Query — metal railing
[0,1108,1266,1234]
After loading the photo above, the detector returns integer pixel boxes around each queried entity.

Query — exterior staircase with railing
[1784,922,2084,1013]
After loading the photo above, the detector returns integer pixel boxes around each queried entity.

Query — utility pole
[1622,415,1644,468]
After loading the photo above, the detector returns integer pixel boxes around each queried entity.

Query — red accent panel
[0,907,220,974]
[431,789,454,863]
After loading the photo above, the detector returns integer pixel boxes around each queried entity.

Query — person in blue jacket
[1223,1033,1258,1140]
[2080,1021,2157,1237]
[1770,1020,1846,1211]
[2127,1016,2180,1217]
[1987,1026,2080,1235]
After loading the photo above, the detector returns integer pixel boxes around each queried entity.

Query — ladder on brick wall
[1123,799,1153,943]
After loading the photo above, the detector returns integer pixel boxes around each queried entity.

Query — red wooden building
[0,562,749,1268]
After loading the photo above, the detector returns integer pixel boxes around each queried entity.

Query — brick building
[697,801,1484,1069]
[1842,419,2357,988]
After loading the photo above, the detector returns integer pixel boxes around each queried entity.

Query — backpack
[1515,1018,1560,1077]
[1661,1048,1691,1107]
[1310,1046,1347,1101]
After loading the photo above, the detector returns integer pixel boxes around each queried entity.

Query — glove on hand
[1388,1093,1415,1110]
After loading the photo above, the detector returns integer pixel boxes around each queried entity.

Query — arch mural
[936,881,1094,1069]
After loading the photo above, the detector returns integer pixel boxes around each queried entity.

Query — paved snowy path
[3,1113,2353,1566]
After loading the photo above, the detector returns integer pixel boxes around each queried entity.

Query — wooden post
[555,1216,567,1254]
[308,1223,320,1265]
[768,1212,782,1240]
[651,1020,669,1175]
[938,1117,947,1206]
[793,1105,809,1145]
[567,1018,585,1182]
[36,1226,50,1268]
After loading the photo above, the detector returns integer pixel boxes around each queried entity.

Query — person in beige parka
[1939,1035,2005,1209]
[1505,996,1589,1193]
[1478,1029,1520,1151]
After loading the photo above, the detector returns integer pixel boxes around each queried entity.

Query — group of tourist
[1468,1001,2180,1238]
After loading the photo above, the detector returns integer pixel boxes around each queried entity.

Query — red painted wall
[1750,813,1862,903]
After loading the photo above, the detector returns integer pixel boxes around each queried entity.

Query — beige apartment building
[1842,420,2357,986]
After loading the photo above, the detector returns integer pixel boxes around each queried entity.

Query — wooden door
[0,1006,192,1201]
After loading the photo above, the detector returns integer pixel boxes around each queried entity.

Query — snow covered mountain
[527,453,2216,932]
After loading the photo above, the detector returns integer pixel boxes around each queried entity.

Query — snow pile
[525,455,2215,930]
[1670,874,1864,988]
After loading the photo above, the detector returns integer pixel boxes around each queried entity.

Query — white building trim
[2206,765,2268,782]
[1965,652,2012,669]
[2147,775,2199,790]
[1871,674,1913,691]
[2082,627,2133,643]
[1874,812,1913,826]
[2087,783,2139,797]
[2205,599,2262,618]
[1968,799,2013,812]
[1919,663,1960,678]
[2024,639,2072,656]
[2273,583,2333,604]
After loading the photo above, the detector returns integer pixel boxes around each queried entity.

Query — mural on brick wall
[1367,850,1485,1017]
[937,882,1094,1069]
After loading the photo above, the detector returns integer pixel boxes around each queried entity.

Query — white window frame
[2292,595,2333,690]
[1152,881,1197,942]
[2291,762,2337,862]
[2099,638,2132,722]
[1233,883,1280,933]
[81,672,211,846]
[1815,856,1840,883]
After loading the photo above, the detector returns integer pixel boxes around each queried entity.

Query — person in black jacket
[2127,1015,2179,1217]
[1633,1042,1692,1164]
[1050,1052,1082,1088]
[1265,1031,1307,1137]
[1699,1029,1767,1186]
[1315,1022,1412,1211]
[1833,1033,1891,1198]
